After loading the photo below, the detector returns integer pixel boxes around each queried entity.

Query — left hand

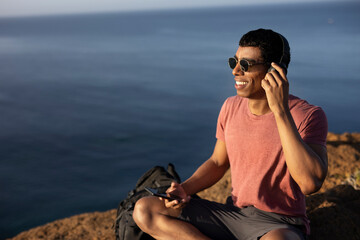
[161,182,190,210]
[261,62,290,115]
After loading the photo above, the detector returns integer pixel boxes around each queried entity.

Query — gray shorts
[179,197,307,240]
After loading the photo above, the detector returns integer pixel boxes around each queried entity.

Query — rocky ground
[8,132,360,240]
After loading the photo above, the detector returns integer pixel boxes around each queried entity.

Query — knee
[260,228,303,240]
[133,197,155,232]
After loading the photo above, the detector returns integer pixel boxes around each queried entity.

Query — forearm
[181,158,229,196]
[274,110,327,194]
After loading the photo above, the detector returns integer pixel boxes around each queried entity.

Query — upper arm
[298,143,328,194]
[308,143,328,180]
[210,139,230,169]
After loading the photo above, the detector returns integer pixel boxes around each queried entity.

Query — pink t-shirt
[216,95,328,234]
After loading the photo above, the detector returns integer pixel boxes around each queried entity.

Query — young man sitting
[133,28,328,240]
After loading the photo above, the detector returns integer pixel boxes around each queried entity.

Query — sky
[0,0,341,17]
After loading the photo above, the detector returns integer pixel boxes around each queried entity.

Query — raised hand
[261,62,290,115]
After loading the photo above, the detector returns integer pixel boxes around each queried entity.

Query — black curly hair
[239,28,291,70]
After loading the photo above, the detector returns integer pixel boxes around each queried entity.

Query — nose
[232,61,243,76]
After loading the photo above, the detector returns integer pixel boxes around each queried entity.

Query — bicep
[307,143,328,177]
[210,139,230,169]
[308,143,328,165]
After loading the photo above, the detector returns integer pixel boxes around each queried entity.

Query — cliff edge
[8,132,360,240]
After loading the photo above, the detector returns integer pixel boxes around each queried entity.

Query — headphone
[267,33,290,75]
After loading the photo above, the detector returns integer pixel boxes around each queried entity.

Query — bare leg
[260,228,304,240]
[133,196,211,240]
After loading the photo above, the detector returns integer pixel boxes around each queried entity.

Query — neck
[248,98,271,116]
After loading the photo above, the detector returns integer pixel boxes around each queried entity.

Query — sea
[0,1,359,238]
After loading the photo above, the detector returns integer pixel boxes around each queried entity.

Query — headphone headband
[277,33,290,70]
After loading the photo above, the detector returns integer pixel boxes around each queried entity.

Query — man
[133,29,328,240]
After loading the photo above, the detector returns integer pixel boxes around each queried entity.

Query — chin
[236,90,251,98]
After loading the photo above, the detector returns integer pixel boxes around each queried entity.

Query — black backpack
[114,163,181,240]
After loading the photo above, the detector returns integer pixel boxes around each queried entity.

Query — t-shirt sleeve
[300,107,328,147]
[216,99,228,142]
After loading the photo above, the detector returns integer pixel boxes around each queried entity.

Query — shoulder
[217,95,245,123]
[221,95,244,110]
[289,95,326,120]
[289,95,328,145]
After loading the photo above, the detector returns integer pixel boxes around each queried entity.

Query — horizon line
[0,0,350,19]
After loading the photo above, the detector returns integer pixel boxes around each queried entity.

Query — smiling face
[232,46,269,99]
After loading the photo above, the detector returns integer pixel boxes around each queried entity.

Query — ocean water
[0,1,359,238]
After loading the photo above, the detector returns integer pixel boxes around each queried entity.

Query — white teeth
[236,81,247,86]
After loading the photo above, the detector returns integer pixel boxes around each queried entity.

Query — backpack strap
[167,163,181,183]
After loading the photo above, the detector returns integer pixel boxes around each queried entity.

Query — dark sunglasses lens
[239,59,249,72]
[228,58,237,69]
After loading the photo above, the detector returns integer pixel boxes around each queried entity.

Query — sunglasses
[228,57,267,72]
